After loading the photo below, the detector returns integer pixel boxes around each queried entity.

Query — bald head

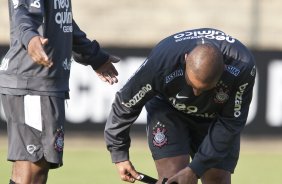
[185,44,224,95]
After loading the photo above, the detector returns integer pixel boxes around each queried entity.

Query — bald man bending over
[105,28,256,184]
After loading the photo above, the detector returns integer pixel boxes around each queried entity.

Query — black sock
[9,179,16,184]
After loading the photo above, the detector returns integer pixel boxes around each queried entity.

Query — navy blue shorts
[145,97,240,173]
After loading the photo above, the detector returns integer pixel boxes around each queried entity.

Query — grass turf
[0,135,282,184]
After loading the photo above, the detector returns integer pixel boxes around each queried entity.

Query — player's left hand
[95,55,120,85]
[166,167,198,184]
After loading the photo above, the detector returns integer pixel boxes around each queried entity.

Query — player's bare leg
[11,161,32,184]
[154,155,191,184]
[201,168,231,184]
[31,158,50,184]
[11,158,50,184]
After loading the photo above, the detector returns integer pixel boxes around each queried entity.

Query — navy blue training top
[105,28,256,177]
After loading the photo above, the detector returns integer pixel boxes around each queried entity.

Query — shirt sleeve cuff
[110,150,129,163]
[188,159,208,178]
[21,31,39,49]
[90,49,110,70]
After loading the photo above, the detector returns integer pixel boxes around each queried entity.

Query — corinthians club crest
[214,81,229,103]
[54,126,64,152]
[152,122,168,148]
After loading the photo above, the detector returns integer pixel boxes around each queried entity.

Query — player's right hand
[115,160,141,183]
[27,36,53,68]
[95,55,120,85]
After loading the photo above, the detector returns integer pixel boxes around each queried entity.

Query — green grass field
[1,134,282,184]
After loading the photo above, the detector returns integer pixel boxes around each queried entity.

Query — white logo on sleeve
[31,0,41,8]
[176,93,189,99]
[0,58,9,71]
[12,0,19,9]
[62,58,72,70]
[234,83,249,117]
[122,84,152,108]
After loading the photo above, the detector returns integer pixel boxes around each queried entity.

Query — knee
[201,168,231,184]
[32,167,49,184]
[33,159,50,179]
[155,155,190,179]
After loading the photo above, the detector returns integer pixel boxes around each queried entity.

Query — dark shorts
[145,97,240,173]
[1,94,65,169]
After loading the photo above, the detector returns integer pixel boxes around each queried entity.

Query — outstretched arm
[72,20,120,84]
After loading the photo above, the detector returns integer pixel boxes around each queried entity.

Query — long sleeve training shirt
[0,0,109,98]
[104,28,256,177]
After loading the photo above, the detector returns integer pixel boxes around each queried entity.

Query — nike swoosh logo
[176,93,189,99]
